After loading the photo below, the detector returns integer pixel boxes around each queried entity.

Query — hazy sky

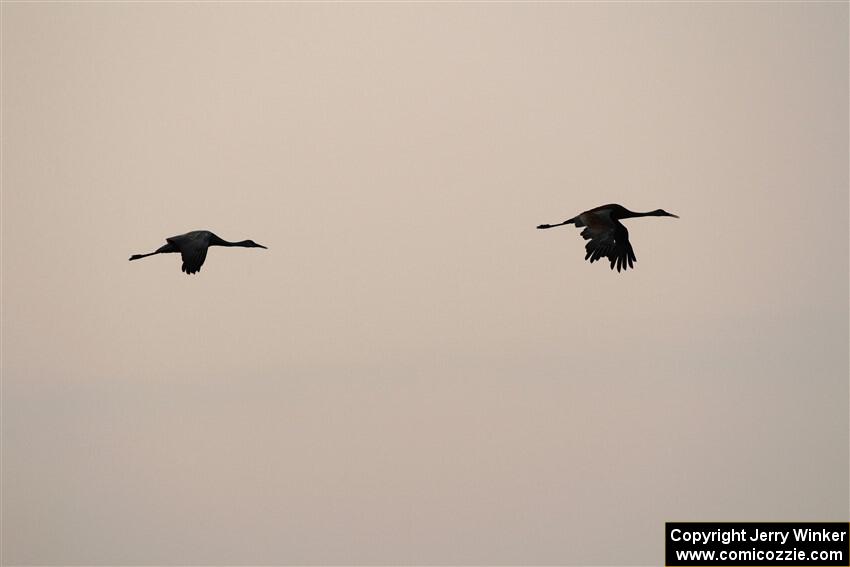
[2,2,847,565]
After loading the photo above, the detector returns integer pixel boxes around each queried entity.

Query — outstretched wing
[168,232,210,275]
[581,221,636,272]
[180,245,208,274]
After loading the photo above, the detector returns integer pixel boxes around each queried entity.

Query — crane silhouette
[537,204,678,272]
[129,230,267,274]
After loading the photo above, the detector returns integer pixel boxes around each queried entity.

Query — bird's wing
[173,232,211,275]
[180,245,208,274]
[581,221,636,272]
[167,230,206,245]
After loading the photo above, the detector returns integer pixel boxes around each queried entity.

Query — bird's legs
[128,243,176,261]
[537,216,579,229]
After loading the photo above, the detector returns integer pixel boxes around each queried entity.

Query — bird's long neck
[210,235,250,247]
[619,210,654,219]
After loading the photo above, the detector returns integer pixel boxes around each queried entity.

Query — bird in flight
[537,204,678,272]
[129,230,267,274]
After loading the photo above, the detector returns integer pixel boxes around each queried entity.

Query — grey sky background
[2,3,848,565]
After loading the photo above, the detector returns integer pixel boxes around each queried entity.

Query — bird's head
[652,209,679,218]
[243,240,268,249]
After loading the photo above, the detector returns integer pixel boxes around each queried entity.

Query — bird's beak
[668,213,680,218]
[258,244,268,249]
